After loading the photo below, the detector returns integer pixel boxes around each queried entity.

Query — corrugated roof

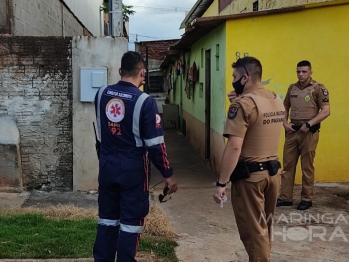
[180,0,214,29]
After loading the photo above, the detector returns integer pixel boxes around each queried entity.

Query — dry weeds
[0,203,177,239]
[0,204,97,220]
[143,204,178,239]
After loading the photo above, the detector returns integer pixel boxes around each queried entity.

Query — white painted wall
[72,36,128,191]
[63,0,103,36]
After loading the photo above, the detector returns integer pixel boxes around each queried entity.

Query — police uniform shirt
[284,79,330,109]
[223,83,284,163]
[223,84,263,139]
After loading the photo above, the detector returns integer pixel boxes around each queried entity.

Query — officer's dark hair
[297,60,312,69]
[120,51,145,78]
[232,56,262,80]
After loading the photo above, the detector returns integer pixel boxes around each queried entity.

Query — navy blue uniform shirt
[95,80,173,178]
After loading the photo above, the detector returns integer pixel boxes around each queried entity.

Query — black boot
[276,198,293,207]
[297,200,312,210]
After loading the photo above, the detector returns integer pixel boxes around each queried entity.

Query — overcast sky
[123,0,197,50]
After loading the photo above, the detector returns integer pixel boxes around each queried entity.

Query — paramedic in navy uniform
[93,51,177,262]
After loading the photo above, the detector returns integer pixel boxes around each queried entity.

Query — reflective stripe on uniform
[133,93,149,147]
[120,223,143,233]
[144,136,164,147]
[97,218,120,226]
[97,85,108,142]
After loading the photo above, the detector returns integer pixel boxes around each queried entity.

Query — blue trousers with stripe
[93,156,149,262]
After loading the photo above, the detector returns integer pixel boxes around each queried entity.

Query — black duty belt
[230,160,281,183]
[291,123,320,133]
[246,162,273,173]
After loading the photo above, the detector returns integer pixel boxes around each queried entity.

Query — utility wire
[129,33,159,39]
[129,33,180,41]
[131,5,189,12]
[124,4,191,12]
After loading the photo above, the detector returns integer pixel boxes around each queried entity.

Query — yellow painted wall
[225,4,349,182]
[203,0,218,17]
[204,0,343,16]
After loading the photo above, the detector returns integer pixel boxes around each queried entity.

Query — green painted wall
[169,24,227,134]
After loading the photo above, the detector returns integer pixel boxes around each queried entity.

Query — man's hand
[227,91,238,103]
[300,123,310,133]
[213,187,226,204]
[284,122,296,134]
[165,176,178,194]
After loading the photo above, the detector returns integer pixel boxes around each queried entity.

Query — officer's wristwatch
[216,180,227,187]
[306,122,311,129]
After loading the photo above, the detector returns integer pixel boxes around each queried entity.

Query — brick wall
[0,35,73,190]
[137,40,179,70]
[138,40,179,61]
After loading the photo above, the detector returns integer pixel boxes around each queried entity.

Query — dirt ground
[155,184,349,262]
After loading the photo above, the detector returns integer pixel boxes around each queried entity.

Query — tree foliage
[122,5,136,22]
[101,3,136,22]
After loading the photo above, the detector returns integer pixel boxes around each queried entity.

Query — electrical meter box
[80,67,108,102]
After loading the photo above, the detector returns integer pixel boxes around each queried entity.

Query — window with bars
[253,1,259,11]
[149,76,163,93]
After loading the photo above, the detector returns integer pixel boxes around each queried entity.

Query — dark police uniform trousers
[93,81,173,262]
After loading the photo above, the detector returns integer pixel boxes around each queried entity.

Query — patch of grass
[0,213,177,261]
[139,236,178,261]
[0,213,95,258]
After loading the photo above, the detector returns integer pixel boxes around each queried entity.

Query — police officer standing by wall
[213,57,285,261]
[93,51,177,262]
[277,60,330,210]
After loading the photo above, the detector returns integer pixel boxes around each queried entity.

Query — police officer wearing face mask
[213,56,285,261]
[93,51,178,262]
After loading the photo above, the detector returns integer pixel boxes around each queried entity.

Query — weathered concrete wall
[62,3,84,36]
[0,115,22,192]
[0,0,6,34]
[10,0,84,36]
[0,144,20,187]
[0,35,73,190]
[72,36,128,191]
[63,0,103,37]
[204,0,337,16]
[183,110,205,158]
[209,128,225,178]
[183,110,225,177]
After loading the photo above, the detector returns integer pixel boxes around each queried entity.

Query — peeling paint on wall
[0,36,73,190]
